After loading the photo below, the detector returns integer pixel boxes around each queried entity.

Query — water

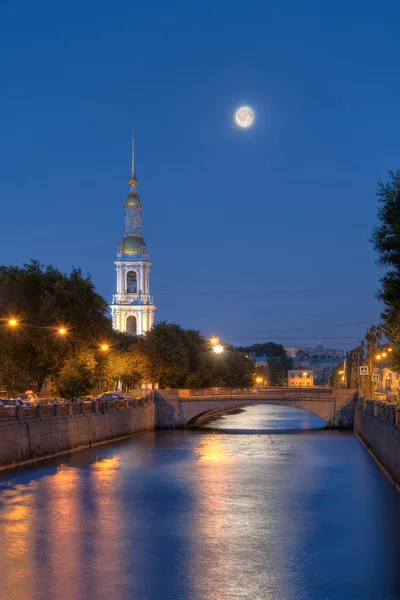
[1,405,400,600]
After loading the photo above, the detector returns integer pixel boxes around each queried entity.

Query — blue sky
[1,0,399,349]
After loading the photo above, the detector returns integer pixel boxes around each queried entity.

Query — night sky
[1,0,399,349]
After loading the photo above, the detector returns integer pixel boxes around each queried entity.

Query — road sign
[360,366,369,375]
[372,374,380,382]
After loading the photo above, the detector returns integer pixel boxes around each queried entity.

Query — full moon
[235,106,254,128]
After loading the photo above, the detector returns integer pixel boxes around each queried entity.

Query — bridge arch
[185,402,328,429]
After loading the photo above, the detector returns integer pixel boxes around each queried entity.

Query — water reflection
[0,406,400,600]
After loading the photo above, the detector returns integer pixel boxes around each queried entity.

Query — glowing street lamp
[100,344,109,352]
[210,337,219,346]
[388,348,393,352]
[256,377,263,383]
[8,319,18,327]
[213,344,224,354]
[376,354,382,360]
[382,352,387,358]
[58,327,67,336]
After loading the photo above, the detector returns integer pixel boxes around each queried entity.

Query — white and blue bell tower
[110,133,156,335]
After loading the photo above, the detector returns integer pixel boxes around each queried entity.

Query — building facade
[288,370,314,387]
[110,134,156,335]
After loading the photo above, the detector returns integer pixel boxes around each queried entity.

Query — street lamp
[8,319,18,327]
[58,327,67,336]
[100,344,109,352]
[213,344,224,354]
[210,337,219,346]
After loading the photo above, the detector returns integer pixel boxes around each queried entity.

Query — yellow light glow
[339,371,344,374]
[382,352,387,358]
[213,344,224,354]
[376,354,382,360]
[58,327,67,335]
[388,348,393,352]
[303,372,308,376]
[8,319,18,327]
[101,344,109,351]
[210,337,219,345]
[341,376,345,380]
[256,377,263,383]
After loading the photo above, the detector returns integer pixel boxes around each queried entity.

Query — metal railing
[178,387,335,400]
[0,392,154,425]
[358,398,400,428]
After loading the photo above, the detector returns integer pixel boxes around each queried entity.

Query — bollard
[38,405,44,422]
[68,402,73,417]
[17,405,24,424]
[56,403,60,418]
[104,399,110,414]
[93,401,98,415]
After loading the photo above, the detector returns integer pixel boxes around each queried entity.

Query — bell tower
[110,131,156,335]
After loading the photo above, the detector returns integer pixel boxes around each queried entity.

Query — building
[288,370,314,387]
[110,133,156,335]
[375,367,400,393]
[284,343,345,359]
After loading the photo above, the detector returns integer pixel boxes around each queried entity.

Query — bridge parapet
[178,387,334,399]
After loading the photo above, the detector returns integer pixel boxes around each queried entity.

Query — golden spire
[128,127,138,187]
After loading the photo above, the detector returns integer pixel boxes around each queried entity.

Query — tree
[329,362,345,387]
[136,322,191,388]
[54,359,93,400]
[371,170,400,373]
[0,261,113,391]
[237,342,287,358]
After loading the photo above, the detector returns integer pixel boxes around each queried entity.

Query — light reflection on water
[0,405,400,600]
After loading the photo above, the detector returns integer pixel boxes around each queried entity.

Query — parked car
[2,399,23,407]
[15,393,38,404]
[95,392,126,402]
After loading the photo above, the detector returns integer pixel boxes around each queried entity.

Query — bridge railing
[0,392,154,425]
[358,398,400,427]
[178,387,335,399]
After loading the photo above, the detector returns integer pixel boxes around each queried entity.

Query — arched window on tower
[126,271,137,293]
[129,218,136,230]
[126,315,137,335]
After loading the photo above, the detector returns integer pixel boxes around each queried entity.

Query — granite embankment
[355,399,400,487]
[0,397,155,469]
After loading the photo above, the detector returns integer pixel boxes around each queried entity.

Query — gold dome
[125,192,141,208]
[118,236,148,255]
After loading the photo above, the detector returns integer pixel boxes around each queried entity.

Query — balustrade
[0,392,154,425]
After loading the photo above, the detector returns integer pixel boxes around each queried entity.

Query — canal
[1,405,400,600]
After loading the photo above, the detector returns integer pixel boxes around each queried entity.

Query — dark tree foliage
[0,263,255,395]
[371,170,400,372]
[0,261,113,392]
[237,342,287,358]
[136,323,254,389]
[237,342,292,384]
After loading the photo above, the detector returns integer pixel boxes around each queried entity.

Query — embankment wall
[0,404,155,469]
[354,405,400,485]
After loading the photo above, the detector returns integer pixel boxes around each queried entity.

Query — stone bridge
[155,388,359,429]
